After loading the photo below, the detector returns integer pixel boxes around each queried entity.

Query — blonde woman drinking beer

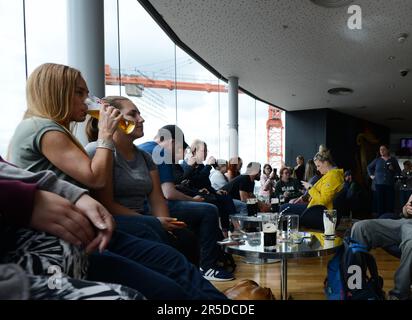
[7,63,228,300]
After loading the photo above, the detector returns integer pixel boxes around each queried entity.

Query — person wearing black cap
[140,125,235,282]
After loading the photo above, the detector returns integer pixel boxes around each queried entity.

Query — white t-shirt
[209,169,228,191]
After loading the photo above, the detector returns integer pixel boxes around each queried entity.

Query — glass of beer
[262,214,278,250]
[246,198,258,217]
[85,95,135,134]
[270,198,280,213]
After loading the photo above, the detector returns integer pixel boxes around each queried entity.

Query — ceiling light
[398,33,409,43]
[328,87,354,95]
[310,0,354,8]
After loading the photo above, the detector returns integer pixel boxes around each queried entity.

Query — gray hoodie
[0,158,88,299]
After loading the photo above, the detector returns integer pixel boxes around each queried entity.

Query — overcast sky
[0,0,278,168]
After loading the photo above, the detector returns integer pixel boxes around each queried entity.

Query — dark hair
[85,96,130,142]
[344,170,352,177]
[304,159,318,181]
[297,155,304,161]
[86,117,99,143]
[279,167,291,177]
[380,144,390,150]
[227,157,242,178]
[155,124,188,149]
[263,164,272,174]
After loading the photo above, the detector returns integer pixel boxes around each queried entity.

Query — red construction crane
[105,65,227,93]
[105,65,284,165]
[266,106,284,170]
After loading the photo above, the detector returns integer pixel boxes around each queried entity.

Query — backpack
[324,237,385,300]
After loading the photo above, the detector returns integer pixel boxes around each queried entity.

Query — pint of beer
[85,96,135,134]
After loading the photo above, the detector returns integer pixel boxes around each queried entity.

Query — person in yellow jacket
[280,146,344,230]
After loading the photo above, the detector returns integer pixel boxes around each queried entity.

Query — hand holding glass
[85,95,135,134]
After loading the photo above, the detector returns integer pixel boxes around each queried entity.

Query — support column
[228,76,239,160]
[67,0,105,145]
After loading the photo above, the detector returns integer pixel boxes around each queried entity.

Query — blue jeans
[213,194,237,230]
[233,199,248,215]
[167,200,222,270]
[114,215,168,243]
[115,215,199,266]
[88,230,226,300]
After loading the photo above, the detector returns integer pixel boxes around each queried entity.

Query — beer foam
[263,223,276,233]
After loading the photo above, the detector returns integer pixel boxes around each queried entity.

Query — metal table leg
[280,257,288,300]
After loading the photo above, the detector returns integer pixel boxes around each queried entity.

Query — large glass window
[0,0,69,158]
[0,0,26,158]
[238,92,257,169]
[218,84,229,161]
[0,0,281,167]
[256,101,270,167]
[105,0,176,145]
[175,46,220,160]
[25,0,68,73]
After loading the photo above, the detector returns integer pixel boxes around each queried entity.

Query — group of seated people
[259,157,321,203]
[257,148,345,230]
[1,62,411,300]
[0,63,280,300]
[257,147,412,300]
[1,63,232,300]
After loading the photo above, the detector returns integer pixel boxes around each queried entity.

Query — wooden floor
[213,248,399,300]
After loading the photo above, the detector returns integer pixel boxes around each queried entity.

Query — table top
[225,232,343,259]
[231,213,276,222]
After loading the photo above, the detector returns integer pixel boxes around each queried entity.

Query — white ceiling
[145,0,412,132]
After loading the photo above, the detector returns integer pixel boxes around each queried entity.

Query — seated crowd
[1,62,411,300]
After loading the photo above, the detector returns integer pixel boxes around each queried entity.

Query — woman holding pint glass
[367,144,401,217]
[7,63,227,300]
